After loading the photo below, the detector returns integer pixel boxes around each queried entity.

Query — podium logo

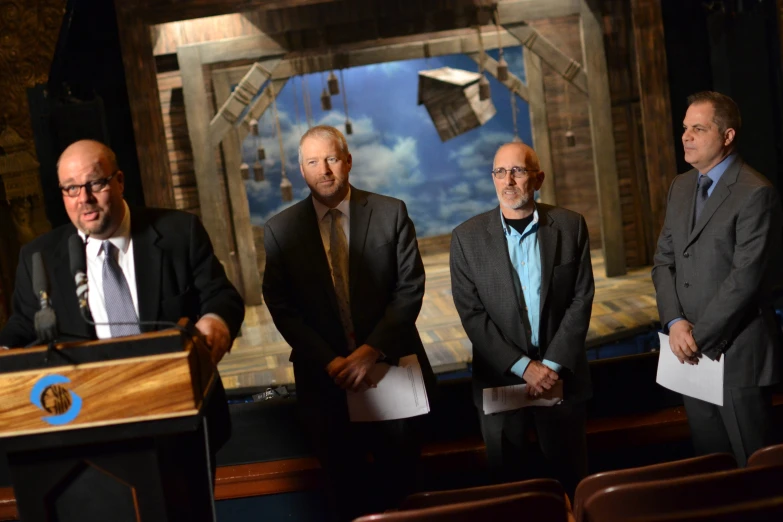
[30,375,83,426]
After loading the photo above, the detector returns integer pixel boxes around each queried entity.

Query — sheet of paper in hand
[656,332,724,406]
[347,354,430,422]
[482,380,564,415]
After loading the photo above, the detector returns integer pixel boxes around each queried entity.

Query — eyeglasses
[492,166,539,179]
[59,173,116,198]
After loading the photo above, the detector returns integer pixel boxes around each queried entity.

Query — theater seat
[399,478,570,511]
[747,442,783,468]
[354,491,567,522]
[582,465,783,522]
[573,453,736,522]
[638,496,783,522]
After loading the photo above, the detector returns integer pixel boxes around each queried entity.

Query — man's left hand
[330,344,380,392]
[196,315,232,364]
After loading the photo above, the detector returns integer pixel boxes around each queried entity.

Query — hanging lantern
[345,120,353,135]
[249,119,259,136]
[257,145,266,161]
[479,75,491,101]
[340,70,352,135]
[512,135,522,143]
[565,130,576,147]
[496,56,509,82]
[253,161,265,182]
[240,162,250,180]
[280,176,293,202]
[328,71,340,95]
[320,89,332,111]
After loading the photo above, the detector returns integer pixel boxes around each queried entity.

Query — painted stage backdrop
[241,48,532,238]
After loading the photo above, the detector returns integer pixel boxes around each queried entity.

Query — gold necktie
[329,209,355,350]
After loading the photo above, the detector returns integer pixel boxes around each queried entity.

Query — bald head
[492,142,545,219]
[57,140,126,239]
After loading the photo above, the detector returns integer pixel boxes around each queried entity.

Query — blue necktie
[102,241,141,337]
[694,175,714,225]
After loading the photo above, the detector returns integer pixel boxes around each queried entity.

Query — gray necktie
[694,175,714,225]
[329,209,355,350]
[102,241,141,337]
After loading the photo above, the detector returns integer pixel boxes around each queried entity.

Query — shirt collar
[80,200,132,258]
[500,205,540,237]
[700,153,736,186]
[313,186,351,222]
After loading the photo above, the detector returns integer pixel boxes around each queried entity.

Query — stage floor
[218,250,659,391]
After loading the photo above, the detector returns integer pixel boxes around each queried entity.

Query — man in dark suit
[0,138,243,454]
[652,91,782,466]
[262,125,434,521]
[450,142,594,498]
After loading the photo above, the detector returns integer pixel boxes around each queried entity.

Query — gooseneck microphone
[32,252,58,343]
[68,233,92,325]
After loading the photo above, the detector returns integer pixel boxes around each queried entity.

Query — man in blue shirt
[652,91,783,466]
[450,142,595,497]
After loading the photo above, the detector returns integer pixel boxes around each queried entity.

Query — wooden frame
[116,0,626,278]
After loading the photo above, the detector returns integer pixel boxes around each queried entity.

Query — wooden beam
[497,0,581,23]
[209,58,282,147]
[466,52,530,103]
[239,80,289,140]
[136,0,338,25]
[580,0,626,276]
[523,48,556,205]
[212,70,265,306]
[631,0,677,256]
[502,22,589,95]
[176,45,242,288]
[114,8,175,208]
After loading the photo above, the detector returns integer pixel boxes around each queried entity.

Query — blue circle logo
[30,375,83,426]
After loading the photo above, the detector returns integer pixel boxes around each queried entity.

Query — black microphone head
[32,252,47,298]
[68,233,86,277]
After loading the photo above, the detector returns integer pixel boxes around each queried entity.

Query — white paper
[482,380,563,414]
[347,354,430,422]
[656,332,724,406]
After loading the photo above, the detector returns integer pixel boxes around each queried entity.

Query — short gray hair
[298,125,349,165]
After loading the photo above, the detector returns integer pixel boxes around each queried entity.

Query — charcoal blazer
[652,156,783,388]
[450,204,594,406]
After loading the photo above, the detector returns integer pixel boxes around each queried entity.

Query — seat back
[747,442,783,468]
[400,478,565,510]
[583,465,783,522]
[574,453,736,522]
[637,496,783,522]
[354,491,567,522]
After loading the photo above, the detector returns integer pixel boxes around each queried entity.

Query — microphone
[32,252,58,343]
[68,233,92,325]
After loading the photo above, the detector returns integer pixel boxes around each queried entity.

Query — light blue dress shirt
[667,153,736,331]
[499,208,562,378]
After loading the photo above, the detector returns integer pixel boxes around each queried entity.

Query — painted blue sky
[241,47,531,237]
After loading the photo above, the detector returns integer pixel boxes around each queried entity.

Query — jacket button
[684,252,690,258]
[684,282,690,288]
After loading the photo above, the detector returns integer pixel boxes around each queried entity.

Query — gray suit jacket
[652,156,783,388]
[262,187,435,406]
[450,204,594,406]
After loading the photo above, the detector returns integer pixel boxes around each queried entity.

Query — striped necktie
[101,241,141,337]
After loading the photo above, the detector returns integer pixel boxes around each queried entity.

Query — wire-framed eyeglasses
[59,173,117,198]
[491,166,539,179]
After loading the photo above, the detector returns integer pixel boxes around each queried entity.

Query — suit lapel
[348,187,370,303]
[131,210,162,329]
[299,197,342,314]
[537,206,558,318]
[686,158,739,247]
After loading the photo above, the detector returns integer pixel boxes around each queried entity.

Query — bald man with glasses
[450,142,594,499]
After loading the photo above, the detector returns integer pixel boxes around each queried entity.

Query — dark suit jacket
[652,157,783,388]
[0,206,245,449]
[450,204,594,406]
[262,187,435,408]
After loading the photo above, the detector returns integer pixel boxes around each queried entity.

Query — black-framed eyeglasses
[59,173,117,198]
[492,166,539,179]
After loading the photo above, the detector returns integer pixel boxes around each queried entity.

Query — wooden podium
[0,320,221,522]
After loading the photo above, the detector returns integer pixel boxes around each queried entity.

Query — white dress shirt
[79,201,138,339]
[312,188,351,281]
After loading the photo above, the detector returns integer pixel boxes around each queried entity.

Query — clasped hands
[669,320,701,365]
[523,360,559,398]
[326,344,380,392]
